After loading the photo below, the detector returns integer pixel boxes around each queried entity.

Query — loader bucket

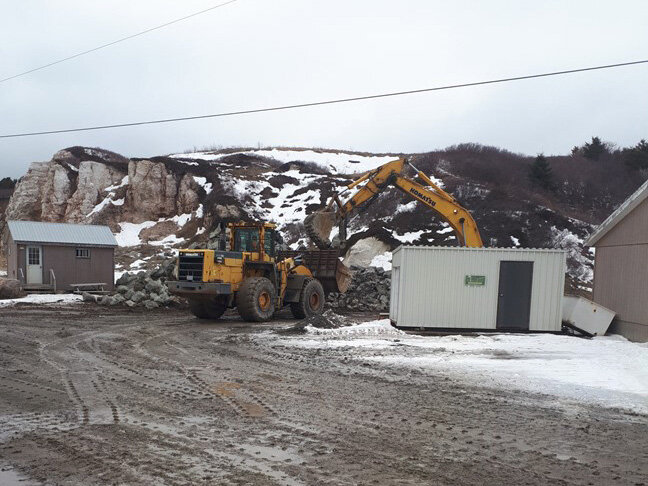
[304,211,337,249]
[278,250,352,294]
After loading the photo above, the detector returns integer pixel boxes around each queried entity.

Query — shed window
[76,248,90,259]
[28,247,40,265]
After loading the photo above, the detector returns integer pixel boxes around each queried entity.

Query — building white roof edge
[584,178,648,246]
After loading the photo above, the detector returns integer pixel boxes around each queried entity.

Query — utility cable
[0,0,239,84]
[1,59,646,139]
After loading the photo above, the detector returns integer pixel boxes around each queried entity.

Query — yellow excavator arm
[305,158,483,248]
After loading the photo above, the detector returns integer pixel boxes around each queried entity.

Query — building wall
[11,241,114,290]
[42,245,114,290]
[7,235,18,281]
[390,246,565,330]
[592,197,648,342]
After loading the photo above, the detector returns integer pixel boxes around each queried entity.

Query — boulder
[130,291,145,303]
[82,292,99,303]
[143,300,159,310]
[0,279,26,300]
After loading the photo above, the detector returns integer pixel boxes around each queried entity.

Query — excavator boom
[304,158,483,248]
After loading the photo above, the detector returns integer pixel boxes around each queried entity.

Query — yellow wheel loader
[167,222,351,322]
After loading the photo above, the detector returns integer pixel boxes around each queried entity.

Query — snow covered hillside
[4,143,636,292]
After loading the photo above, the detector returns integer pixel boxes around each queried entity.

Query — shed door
[496,261,533,330]
[26,246,43,285]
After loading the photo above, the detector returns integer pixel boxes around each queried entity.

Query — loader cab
[230,222,279,260]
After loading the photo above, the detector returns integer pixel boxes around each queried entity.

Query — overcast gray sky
[1,0,647,177]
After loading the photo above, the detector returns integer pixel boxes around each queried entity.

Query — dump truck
[304,158,484,249]
[167,221,351,321]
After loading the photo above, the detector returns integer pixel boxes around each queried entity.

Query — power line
[1,59,647,139]
[0,0,239,84]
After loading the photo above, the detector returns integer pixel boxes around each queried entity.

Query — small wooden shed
[585,179,648,342]
[6,221,117,291]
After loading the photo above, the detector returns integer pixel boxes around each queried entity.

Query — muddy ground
[0,305,646,485]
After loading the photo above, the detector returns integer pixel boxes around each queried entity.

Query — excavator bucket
[278,249,352,294]
[304,211,337,249]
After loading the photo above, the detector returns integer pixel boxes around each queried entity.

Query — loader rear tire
[291,278,325,319]
[237,277,276,322]
[190,299,227,320]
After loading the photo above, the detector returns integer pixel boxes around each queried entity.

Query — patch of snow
[391,229,425,243]
[171,149,398,175]
[436,226,454,235]
[306,319,403,337]
[0,270,7,277]
[277,321,648,413]
[66,163,78,172]
[370,251,392,271]
[0,294,83,307]
[104,176,129,192]
[510,236,520,247]
[193,176,213,195]
[394,201,417,214]
[150,235,186,247]
[115,221,157,247]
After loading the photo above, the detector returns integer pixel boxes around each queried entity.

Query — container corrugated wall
[390,246,566,331]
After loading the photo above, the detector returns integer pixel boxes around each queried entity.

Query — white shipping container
[390,246,566,331]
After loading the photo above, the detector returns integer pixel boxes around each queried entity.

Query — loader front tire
[190,298,227,320]
[291,278,325,319]
[237,277,276,322]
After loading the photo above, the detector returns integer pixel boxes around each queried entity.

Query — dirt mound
[280,309,350,334]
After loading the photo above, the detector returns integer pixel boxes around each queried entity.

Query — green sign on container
[465,275,486,286]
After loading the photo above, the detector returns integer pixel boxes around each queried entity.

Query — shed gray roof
[585,179,648,246]
[7,221,118,247]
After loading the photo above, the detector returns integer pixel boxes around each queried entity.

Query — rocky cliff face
[4,144,626,294]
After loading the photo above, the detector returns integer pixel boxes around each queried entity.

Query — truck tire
[190,299,227,320]
[290,278,325,319]
[237,277,276,322]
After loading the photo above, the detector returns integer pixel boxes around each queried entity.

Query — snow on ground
[193,176,212,194]
[370,251,392,271]
[510,236,520,247]
[0,294,83,307]
[171,149,398,175]
[115,221,157,246]
[391,229,425,243]
[150,235,186,247]
[114,205,203,247]
[275,320,648,413]
[224,170,323,229]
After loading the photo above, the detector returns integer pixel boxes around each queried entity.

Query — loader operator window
[234,228,260,252]
[264,230,276,257]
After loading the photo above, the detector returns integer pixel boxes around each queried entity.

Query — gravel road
[0,305,646,485]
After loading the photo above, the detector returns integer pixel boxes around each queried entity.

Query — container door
[390,267,400,322]
[26,246,43,285]
[496,261,533,330]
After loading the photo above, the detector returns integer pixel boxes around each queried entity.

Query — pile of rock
[84,259,177,309]
[327,266,391,312]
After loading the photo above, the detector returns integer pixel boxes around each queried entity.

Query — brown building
[585,180,648,342]
[6,221,117,291]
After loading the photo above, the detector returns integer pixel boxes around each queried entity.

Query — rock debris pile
[83,259,177,309]
[327,266,391,312]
